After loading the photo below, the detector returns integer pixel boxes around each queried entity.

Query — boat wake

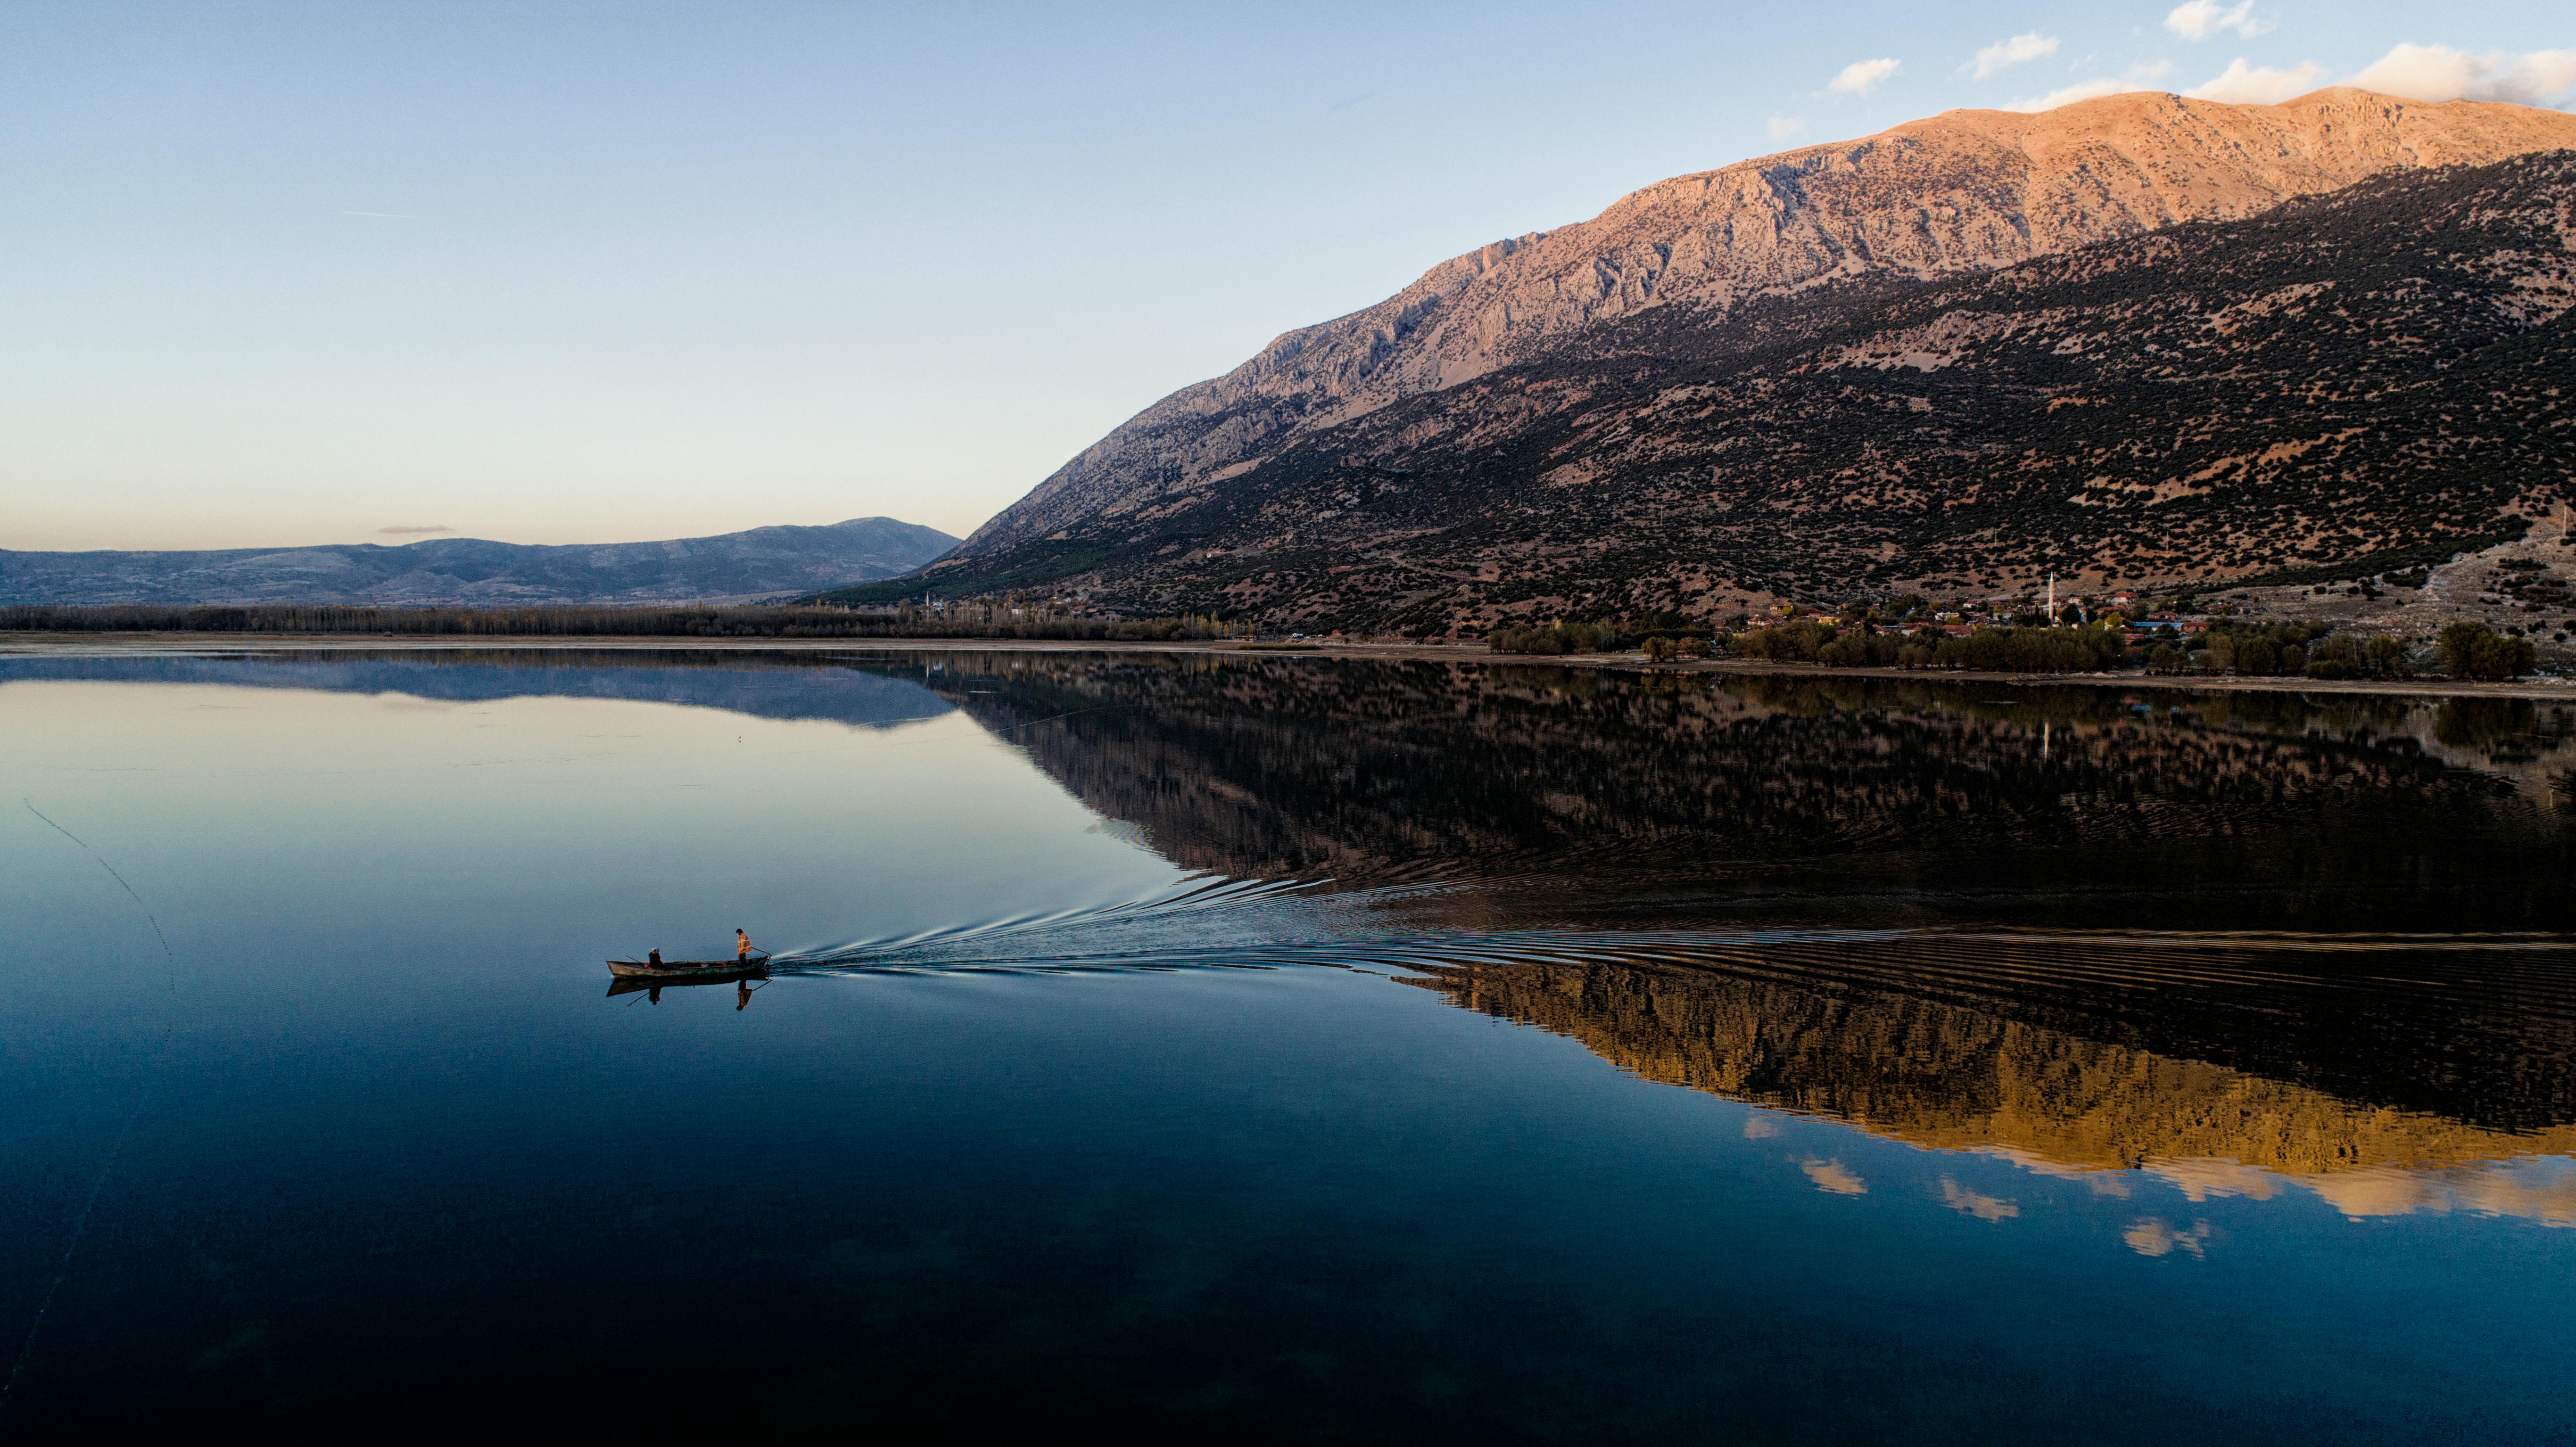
[775,872,1329,968]
[769,918,2576,1003]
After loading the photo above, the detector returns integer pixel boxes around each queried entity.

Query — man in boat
[648,948,663,968]
[736,929,754,962]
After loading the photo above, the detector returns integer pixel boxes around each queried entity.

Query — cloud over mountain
[2351,44,2576,107]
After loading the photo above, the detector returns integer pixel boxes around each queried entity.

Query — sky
[3,1,2571,552]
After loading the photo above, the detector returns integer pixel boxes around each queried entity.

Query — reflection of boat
[606,953,769,981]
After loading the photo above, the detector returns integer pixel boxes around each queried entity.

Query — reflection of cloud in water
[2012,1153,2576,1227]
[2146,1157,2287,1203]
[1939,1177,2019,1221]
[1973,1148,2134,1197]
[2125,1218,2213,1258]
[1802,1159,1867,1195]
[1742,1115,1783,1140]
[2225,1156,2575,1226]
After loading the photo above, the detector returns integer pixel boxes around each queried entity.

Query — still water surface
[4,649,2573,1439]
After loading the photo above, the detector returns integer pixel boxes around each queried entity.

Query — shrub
[1932,625,2126,673]
[1815,633,1874,667]
[2206,621,2326,676]
[1729,620,1839,662]
[2438,622,2539,681]
[1487,621,1625,655]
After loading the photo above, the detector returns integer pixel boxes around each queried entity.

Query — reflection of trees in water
[1403,942,2576,1191]
[889,653,2576,930]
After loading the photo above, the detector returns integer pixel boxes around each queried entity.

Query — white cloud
[1767,114,1810,142]
[2003,62,2173,113]
[1969,32,2060,81]
[2165,1,2267,42]
[1825,57,1902,99]
[2349,43,2576,105]
[2186,58,2330,105]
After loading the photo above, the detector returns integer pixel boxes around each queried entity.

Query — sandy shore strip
[5,631,2572,702]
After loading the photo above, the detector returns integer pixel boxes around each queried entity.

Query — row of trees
[1484,621,1630,655]
[2199,622,2330,677]
[1486,612,2546,682]
[1725,620,2131,672]
[2303,632,2416,680]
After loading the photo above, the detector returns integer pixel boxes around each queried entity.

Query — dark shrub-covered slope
[884,155,2576,633]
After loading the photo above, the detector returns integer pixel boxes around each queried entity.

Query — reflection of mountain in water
[892,653,2576,931]
[1398,936,2576,1225]
[0,652,953,731]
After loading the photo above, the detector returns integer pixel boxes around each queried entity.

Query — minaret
[2047,572,2055,624]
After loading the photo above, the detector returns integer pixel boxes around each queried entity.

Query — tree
[2438,622,2537,681]
[1932,625,2126,673]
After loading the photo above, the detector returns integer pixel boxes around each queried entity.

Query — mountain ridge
[2,516,958,607]
[881,154,2576,630]
[866,90,2576,630]
[957,88,2576,564]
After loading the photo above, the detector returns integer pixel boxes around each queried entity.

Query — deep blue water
[3,648,2572,1440]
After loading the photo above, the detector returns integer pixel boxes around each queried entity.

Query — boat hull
[606,956,769,980]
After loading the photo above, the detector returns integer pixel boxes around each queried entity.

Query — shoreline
[5,631,2572,702]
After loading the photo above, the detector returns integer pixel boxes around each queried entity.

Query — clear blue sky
[4,1,2568,550]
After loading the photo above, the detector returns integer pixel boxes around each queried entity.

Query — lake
[4,647,2572,1440]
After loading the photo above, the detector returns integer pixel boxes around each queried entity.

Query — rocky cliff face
[958,89,2576,561]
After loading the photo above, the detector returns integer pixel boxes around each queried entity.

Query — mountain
[882,89,2576,630]
[1,517,958,607]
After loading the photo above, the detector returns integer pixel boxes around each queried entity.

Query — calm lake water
[4,648,2573,1440]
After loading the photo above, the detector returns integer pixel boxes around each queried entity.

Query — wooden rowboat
[606,953,769,980]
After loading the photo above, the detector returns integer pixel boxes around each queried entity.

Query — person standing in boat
[735,929,754,962]
[648,948,663,968]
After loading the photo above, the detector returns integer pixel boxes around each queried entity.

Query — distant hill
[881,89,2576,630]
[0,517,958,607]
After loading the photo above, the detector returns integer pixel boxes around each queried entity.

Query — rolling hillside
[3,517,957,607]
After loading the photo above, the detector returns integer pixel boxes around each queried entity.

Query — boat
[606,952,770,981]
